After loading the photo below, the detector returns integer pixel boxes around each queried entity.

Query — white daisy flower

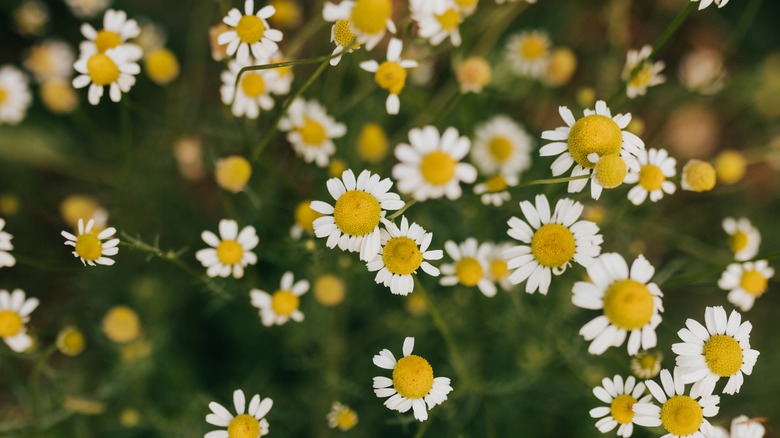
[453,0,479,15]
[79,9,143,61]
[671,306,759,397]
[632,368,720,438]
[722,217,760,261]
[539,100,644,196]
[217,0,283,63]
[590,375,653,437]
[505,194,602,295]
[440,238,496,297]
[367,217,443,296]
[250,271,309,326]
[473,174,517,207]
[485,242,514,291]
[622,45,666,99]
[204,389,272,438]
[392,126,477,201]
[64,0,111,19]
[322,3,362,66]
[470,114,533,178]
[326,401,358,431]
[23,39,75,82]
[0,289,39,353]
[573,253,664,356]
[0,65,32,125]
[373,337,452,422]
[630,350,663,379]
[310,169,404,262]
[279,98,347,168]
[712,415,766,438]
[623,148,677,205]
[220,57,289,119]
[359,38,418,115]
[61,218,119,266]
[718,260,774,312]
[195,219,258,279]
[322,0,396,51]
[692,0,729,11]
[0,218,16,268]
[506,30,551,78]
[72,45,139,105]
[410,0,464,47]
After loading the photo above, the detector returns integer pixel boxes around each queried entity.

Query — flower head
[0,289,39,352]
[359,38,418,114]
[0,218,16,268]
[474,174,517,207]
[440,238,496,297]
[250,271,309,326]
[631,351,663,379]
[217,0,283,63]
[622,45,666,98]
[506,30,551,78]
[79,9,143,61]
[681,159,716,192]
[485,242,514,291]
[215,155,252,193]
[623,148,677,205]
[327,402,358,431]
[56,326,86,356]
[0,65,32,125]
[722,217,760,261]
[290,200,323,240]
[456,56,492,93]
[72,45,139,105]
[279,98,347,168]
[410,0,464,47]
[195,219,258,278]
[470,115,533,177]
[323,0,396,51]
[590,375,652,437]
[61,218,119,266]
[712,415,766,438]
[102,306,140,343]
[23,39,75,82]
[220,57,289,119]
[718,260,774,312]
[205,389,273,438]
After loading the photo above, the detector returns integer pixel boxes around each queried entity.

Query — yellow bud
[215,156,252,193]
[456,56,492,93]
[145,48,180,86]
[576,87,596,108]
[357,123,388,163]
[102,306,141,344]
[681,159,717,192]
[329,159,348,178]
[714,150,747,185]
[56,326,86,356]
[40,79,78,114]
[544,48,577,87]
[313,275,346,307]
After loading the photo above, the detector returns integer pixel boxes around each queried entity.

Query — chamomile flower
[217,0,283,63]
[205,389,273,438]
[672,306,759,396]
[250,271,309,326]
[195,219,258,279]
[373,337,452,422]
[722,217,760,261]
[632,368,720,438]
[631,350,663,379]
[440,238,496,297]
[539,100,644,195]
[485,242,514,291]
[23,39,75,82]
[61,218,119,266]
[585,152,637,200]
[0,65,32,125]
[359,38,417,115]
[470,115,533,177]
[310,169,404,261]
[290,200,323,240]
[573,253,664,355]
[453,0,480,15]
[392,126,477,201]
[64,0,111,19]
[220,57,288,119]
[712,415,766,438]
[322,5,361,66]
[681,159,716,192]
[0,289,38,352]
[279,98,347,168]
[718,260,774,312]
[322,0,396,51]
[692,0,729,11]
[473,174,517,207]
[72,45,139,105]
[622,45,666,99]
[590,375,652,437]
[505,195,602,295]
[624,148,677,205]
[79,9,143,61]
[506,30,551,78]
[0,218,16,268]
[410,0,464,47]
[367,217,443,296]
[327,402,358,431]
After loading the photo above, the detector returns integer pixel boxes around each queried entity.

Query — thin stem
[233,56,332,96]
[29,345,57,432]
[512,173,591,191]
[387,200,418,221]
[724,0,764,59]
[413,417,433,438]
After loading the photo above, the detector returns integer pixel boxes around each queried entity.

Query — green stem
[724,0,764,58]
[512,173,591,191]
[29,345,57,432]
[413,417,433,438]
[387,200,417,221]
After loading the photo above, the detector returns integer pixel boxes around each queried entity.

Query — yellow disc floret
[610,394,638,425]
[488,136,513,162]
[271,290,300,316]
[660,395,704,437]
[382,236,423,275]
[333,19,360,50]
[75,232,103,261]
[740,270,768,296]
[236,15,266,44]
[374,61,407,95]
[436,9,461,30]
[714,150,746,185]
[299,118,327,145]
[227,414,261,438]
[629,64,654,90]
[40,79,78,114]
[392,354,434,399]
[639,165,665,191]
[544,47,577,87]
[87,53,120,86]
[216,156,252,193]
[0,310,22,337]
[94,30,122,53]
[420,151,456,185]
[216,240,243,265]
[56,326,86,356]
[730,231,748,253]
[351,0,391,35]
[295,200,322,233]
[456,56,492,92]
[334,406,358,431]
[490,258,509,280]
[357,123,388,163]
[567,115,623,168]
[0,88,7,104]
[333,190,381,236]
[456,257,483,286]
[102,306,141,344]
[703,335,743,377]
[145,48,180,85]
[594,154,627,188]
[484,175,508,192]
[520,35,548,60]
[531,224,576,268]
[241,73,266,98]
[682,159,716,192]
[314,275,346,307]
[603,279,654,330]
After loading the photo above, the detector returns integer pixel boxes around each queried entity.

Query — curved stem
[387,200,418,221]
[512,173,591,191]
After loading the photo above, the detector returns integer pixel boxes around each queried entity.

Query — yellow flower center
[57,326,86,356]
[75,232,103,261]
[314,275,346,307]
[714,150,746,185]
[0,88,7,104]
[102,306,141,344]
[530,224,576,268]
[520,35,548,60]
[216,156,252,193]
[299,118,327,145]
[683,160,716,192]
[488,136,513,162]
[94,30,122,52]
[603,279,654,330]
[351,0,392,35]
[660,395,703,437]
[703,334,744,377]
[456,257,483,286]
[236,15,266,44]
[610,394,637,425]
[271,290,300,317]
[86,53,120,86]
[357,123,388,163]
[0,310,23,337]
[420,151,456,185]
[216,240,244,265]
[334,407,358,431]
[484,175,507,192]
[740,270,767,296]
[455,0,478,7]
[329,159,347,178]
[594,154,627,188]
[730,231,748,252]
[241,73,266,98]
[392,354,434,399]
[145,48,180,85]
[333,190,381,237]
[374,61,407,95]
[629,64,654,89]
[382,236,423,275]
[567,114,623,168]
[435,9,461,30]
[490,258,509,280]
[333,19,360,49]
[294,200,322,233]
[227,413,261,438]
[639,164,665,191]
[640,353,658,370]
